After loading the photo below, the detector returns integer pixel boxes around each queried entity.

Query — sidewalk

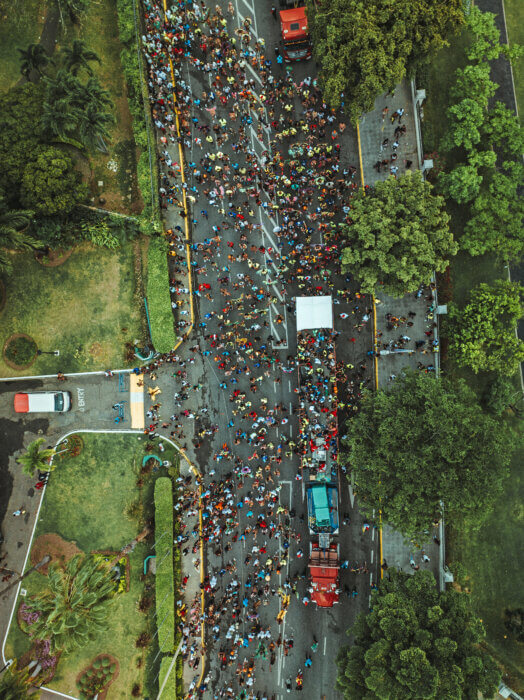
[358,79,444,589]
[359,79,421,186]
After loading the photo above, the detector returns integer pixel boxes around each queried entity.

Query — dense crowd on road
[138,0,430,696]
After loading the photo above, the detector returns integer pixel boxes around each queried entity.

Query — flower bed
[3,333,37,369]
[17,604,59,684]
[76,653,119,699]
[92,551,130,594]
[54,434,84,462]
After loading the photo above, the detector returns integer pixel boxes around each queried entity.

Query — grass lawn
[0,242,142,376]
[71,0,143,215]
[447,437,524,692]
[0,0,46,93]
[5,433,179,699]
[504,0,524,119]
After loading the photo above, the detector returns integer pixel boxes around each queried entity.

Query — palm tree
[43,68,81,104]
[78,102,115,153]
[24,554,115,652]
[0,210,39,276]
[18,43,49,80]
[61,39,100,76]
[82,76,112,110]
[0,662,39,699]
[41,97,82,140]
[16,438,55,477]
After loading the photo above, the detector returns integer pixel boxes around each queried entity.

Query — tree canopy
[16,438,55,477]
[307,0,463,121]
[25,554,115,652]
[449,280,524,375]
[21,146,88,216]
[341,371,514,540]
[0,83,45,202]
[336,569,501,700]
[340,173,456,297]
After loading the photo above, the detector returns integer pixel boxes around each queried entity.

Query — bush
[146,237,177,353]
[115,0,161,229]
[20,146,88,217]
[159,656,177,698]
[4,335,37,365]
[155,477,174,653]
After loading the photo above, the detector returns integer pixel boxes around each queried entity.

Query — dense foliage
[25,554,115,652]
[116,0,160,228]
[440,7,524,261]
[340,173,456,297]
[341,371,514,540]
[448,280,524,375]
[155,477,175,653]
[307,0,463,121]
[0,663,39,700]
[336,570,500,700]
[21,147,88,216]
[147,237,177,353]
[0,83,45,202]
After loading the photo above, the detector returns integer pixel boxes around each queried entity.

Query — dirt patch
[2,333,37,370]
[30,533,83,574]
[35,247,74,267]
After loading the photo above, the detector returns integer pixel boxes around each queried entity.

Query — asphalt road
[154,0,378,697]
[0,4,377,700]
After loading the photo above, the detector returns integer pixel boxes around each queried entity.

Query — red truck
[279,6,311,62]
[309,541,340,607]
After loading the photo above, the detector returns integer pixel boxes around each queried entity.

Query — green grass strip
[158,656,178,699]
[155,477,174,653]
[147,237,177,353]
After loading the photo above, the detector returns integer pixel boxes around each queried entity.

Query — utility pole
[0,555,51,598]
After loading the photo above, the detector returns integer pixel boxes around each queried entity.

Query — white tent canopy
[296,295,333,331]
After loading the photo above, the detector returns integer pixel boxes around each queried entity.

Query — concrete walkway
[358,79,445,589]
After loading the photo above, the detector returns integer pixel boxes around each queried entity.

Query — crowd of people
[138,0,422,696]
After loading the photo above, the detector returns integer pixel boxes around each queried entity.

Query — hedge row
[154,477,174,653]
[158,657,177,699]
[147,237,177,353]
[115,0,161,231]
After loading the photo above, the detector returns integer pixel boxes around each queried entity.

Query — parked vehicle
[14,391,72,413]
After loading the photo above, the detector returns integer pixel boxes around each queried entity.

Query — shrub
[115,0,161,229]
[159,656,177,698]
[4,335,37,365]
[155,477,174,652]
[146,237,177,353]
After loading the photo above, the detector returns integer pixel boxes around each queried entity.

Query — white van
[14,391,72,413]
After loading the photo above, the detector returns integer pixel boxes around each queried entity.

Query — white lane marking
[372,527,375,542]
[240,0,254,12]
[289,425,293,437]
[371,549,374,564]
[323,637,327,655]
[260,222,280,252]
[245,60,263,86]
[289,402,293,414]
[288,380,292,391]
[250,126,267,152]
[369,572,373,585]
